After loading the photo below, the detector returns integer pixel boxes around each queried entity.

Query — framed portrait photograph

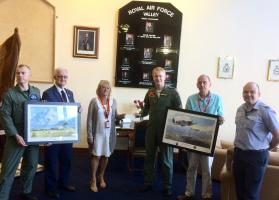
[125,33,134,46]
[267,60,279,81]
[162,108,220,156]
[143,48,153,59]
[163,35,172,47]
[73,26,99,58]
[24,102,81,144]
[145,21,154,33]
[217,56,234,79]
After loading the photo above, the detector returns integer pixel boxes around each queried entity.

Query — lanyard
[198,94,211,113]
[99,97,110,119]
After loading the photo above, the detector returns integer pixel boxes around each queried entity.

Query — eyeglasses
[56,75,68,79]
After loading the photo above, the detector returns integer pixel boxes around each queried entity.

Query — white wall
[34,0,279,147]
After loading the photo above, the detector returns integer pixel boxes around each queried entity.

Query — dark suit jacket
[42,85,75,103]
[42,85,75,189]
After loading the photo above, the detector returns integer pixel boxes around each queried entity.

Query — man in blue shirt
[233,82,279,200]
[177,75,224,200]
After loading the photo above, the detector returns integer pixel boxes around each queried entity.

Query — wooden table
[116,127,135,152]
[116,124,136,171]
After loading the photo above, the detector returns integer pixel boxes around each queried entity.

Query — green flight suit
[141,87,182,190]
[0,85,40,200]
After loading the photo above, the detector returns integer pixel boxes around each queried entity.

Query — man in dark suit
[42,68,76,199]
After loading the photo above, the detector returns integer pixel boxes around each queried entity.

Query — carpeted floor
[9,150,220,200]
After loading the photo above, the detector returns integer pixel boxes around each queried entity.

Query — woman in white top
[87,80,124,192]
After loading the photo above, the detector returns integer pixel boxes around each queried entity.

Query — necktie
[61,90,67,102]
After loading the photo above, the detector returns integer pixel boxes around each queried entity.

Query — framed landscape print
[217,56,234,79]
[24,102,80,144]
[73,26,99,58]
[162,108,220,156]
[267,60,279,81]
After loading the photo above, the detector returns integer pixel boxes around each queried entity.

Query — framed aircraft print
[162,108,220,156]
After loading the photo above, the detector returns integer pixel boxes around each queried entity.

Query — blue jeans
[233,147,269,200]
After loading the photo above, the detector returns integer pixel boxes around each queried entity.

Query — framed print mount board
[162,108,220,156]
[24,102,80,144]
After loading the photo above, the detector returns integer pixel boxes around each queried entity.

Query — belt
[235,147,268,152]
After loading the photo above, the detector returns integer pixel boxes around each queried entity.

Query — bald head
[242,82,260,105]
[196,74,211,97]
[197,74,211,83]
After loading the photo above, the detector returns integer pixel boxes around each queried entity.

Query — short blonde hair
[96,80,111,97]
[152,66,165,76]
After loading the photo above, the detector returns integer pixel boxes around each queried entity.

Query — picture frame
[163,35,172,47]
[217,56,234,79]
[267,60,279,81]
[73,26,99,59]
[125,33,134,46]
[162,108,220,156]
[24,102,81,144]
[145,21,154,33]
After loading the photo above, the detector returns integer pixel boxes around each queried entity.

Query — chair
[127,120,148,172]
[220,148,279,200]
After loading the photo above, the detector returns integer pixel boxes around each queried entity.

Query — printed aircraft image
[172,117,196,126]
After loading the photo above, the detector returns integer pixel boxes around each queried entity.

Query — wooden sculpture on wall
[0,28,21,102]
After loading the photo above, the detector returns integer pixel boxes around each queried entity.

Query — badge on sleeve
[29,93,39,101]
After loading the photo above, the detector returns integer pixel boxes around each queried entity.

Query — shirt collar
[55,84,65,93]
[15,84,30,92]
[198,91,211,100]
[244,100,261,111]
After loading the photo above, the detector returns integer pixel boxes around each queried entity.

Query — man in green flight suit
[139,67,182,196]
[0,64,41,200]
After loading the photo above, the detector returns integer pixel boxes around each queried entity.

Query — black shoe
[163,188,173,197]
[20,193,38,200]
[59,185,76,192]
[46,191,60,199]
[138,184,152,192]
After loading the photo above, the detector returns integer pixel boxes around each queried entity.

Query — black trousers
[233,147,269,200]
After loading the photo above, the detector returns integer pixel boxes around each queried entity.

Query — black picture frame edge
[162,107,220,157]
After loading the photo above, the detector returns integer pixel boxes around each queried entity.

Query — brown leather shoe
[176,194,194,200]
